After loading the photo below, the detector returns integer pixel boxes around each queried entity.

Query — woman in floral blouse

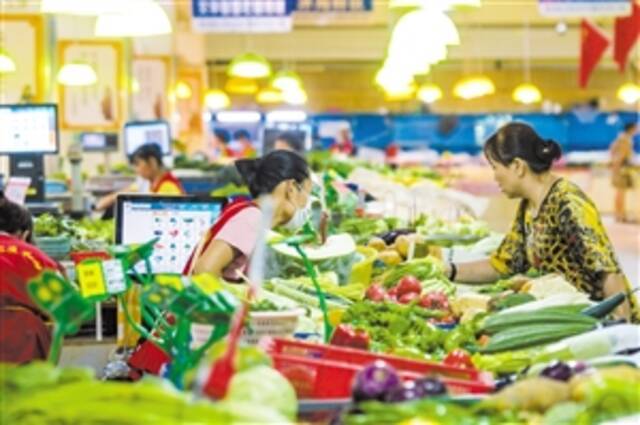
[444,122,637,321]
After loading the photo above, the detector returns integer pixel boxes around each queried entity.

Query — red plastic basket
[70,251,111,265]
[266,338,494,399]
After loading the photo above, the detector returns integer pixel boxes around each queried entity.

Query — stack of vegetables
[34,213,114,252]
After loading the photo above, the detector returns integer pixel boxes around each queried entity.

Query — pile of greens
[34,214,114,251]
[337,217,400,245]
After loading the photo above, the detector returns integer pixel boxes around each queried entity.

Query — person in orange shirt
[96,143,185,215]
[0,193,63,363]
[231,129,257,158]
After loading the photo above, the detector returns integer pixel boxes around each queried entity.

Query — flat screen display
[81,132,118,152]
[124,120,172,156]
[0,104,59,154]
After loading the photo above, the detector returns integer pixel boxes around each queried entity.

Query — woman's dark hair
[235,150,310,198]
[233,129,251,141]
[276,132,304,152]
[213,128,230,144]
[131,143,163,167]
[0,192,33,241]
[484,122,562,173]
[623,121,638,132]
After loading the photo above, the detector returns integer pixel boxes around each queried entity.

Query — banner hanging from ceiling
[191,0,296,33]
[191,0,373,33]
[538,0,631,17]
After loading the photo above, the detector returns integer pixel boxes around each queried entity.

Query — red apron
[127,199,256,376]
[151,171,186,194]
[0,234,60,363]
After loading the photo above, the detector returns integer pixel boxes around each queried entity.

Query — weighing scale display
[116,197,224,274]
[124,120,172,155]
[0,104,58,154]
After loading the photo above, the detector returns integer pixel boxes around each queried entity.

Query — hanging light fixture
[375,63,414,89]
[95,0,172,37]
[225,77,259,94]
[0,48,16,74]
[271,70,302,92]
[617,82,640,104]
[513,22,542,105]
[204,89,230,110]
[390,10,459,49]
[513,83,542,104]
[228,53,272,79]
[384,83,416,101]
[283,88,308,105]
[417,83,443,103]
[174,81,192,100]
[57,62,98,86]
[453,76,495,99]
[256,88,284,104]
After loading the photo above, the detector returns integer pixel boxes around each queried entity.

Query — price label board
[77,261,107,299]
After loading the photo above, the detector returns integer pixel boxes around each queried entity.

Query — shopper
[0,194,62,363]
[610,121,637,223]
[330,128,355,156]
[443,122,637,321]
[210,128,233,159]
[231,129,257,158]
[274,131,305,152]
[95,143,185,214]
[184,150,312,280]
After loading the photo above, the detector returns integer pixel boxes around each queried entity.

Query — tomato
[419,291,450,311]
[387,286,399,299]
[443,349,474,370]
[365,283,387,302]
[398,292,420,304]
[396,275,422,297]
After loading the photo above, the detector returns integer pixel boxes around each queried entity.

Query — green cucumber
[581,292,626,319]
[481,310,597,334]
[480,323,596,353]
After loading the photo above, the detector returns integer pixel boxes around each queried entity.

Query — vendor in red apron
[0,194,63,363]
[129,150,312,375]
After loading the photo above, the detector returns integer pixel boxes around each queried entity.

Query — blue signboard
[191,0,297,32]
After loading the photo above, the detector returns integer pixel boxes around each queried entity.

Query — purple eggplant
[352,361,402,403]
[540,361,573,382]
[384,381,423,403]
[414,377,448,397]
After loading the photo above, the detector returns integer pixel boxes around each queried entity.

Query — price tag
[77,261,107,298]
[102,260,127,295]
[156,274,184,291]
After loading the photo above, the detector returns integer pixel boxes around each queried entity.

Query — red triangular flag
[579,20,611,88]
[614,2,640,72]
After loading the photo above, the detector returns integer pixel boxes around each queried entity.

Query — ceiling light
[0,49,16,74]
[453,76,495,99]
[57,62,97,86]
[375,63,414,88]
[390,10,459,48]
[617,83,640,104]
[216,111,261,124]
[271,70,302,92]
[513,83,542,104]
[383,83,416,101]
[175,81,192,100]
[266,110,308,123]
[95,1,172,37]
[204,89,230,110]
[256,88,284,104]
[283,88,308,105]
[225,77,259,94]
[228,53,271,79]
[417,83,443,103]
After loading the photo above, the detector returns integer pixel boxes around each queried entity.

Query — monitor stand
[9,154,45,203]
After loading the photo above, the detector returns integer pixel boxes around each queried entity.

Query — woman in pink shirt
[184,150,312,280]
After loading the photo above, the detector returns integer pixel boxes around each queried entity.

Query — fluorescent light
[205,89,230,110]
[417,83,443,103]
[617,83,640,105]
[266,110,308,123]
[513,83,542,104]
[256,88,284,104]
[228,53,271,79]
[57,62,97,86]
[216,111,261,124]
[0,49,16,74]
[271,70,302,92]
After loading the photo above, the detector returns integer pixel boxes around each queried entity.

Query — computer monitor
[262,128,310,155]
[0,104,59,155]
[124,120,172,156]
[115,195,226,274]
[81,132,118,152]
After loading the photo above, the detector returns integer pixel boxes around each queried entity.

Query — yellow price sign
[155,274,184,291]
[77,261,107,298]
